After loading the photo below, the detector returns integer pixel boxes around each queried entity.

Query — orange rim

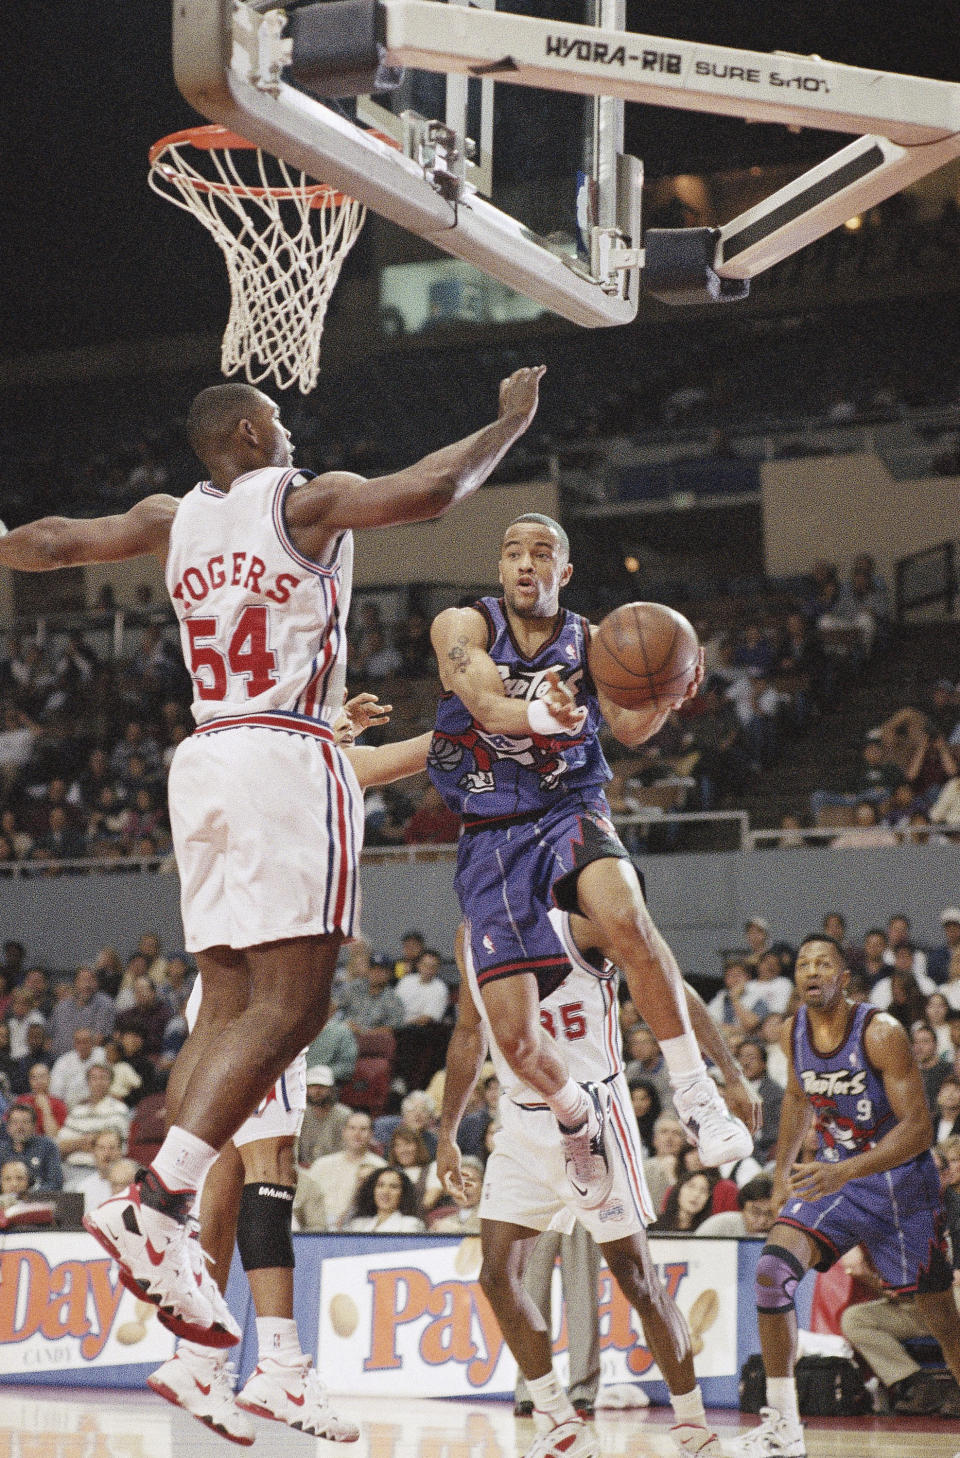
[148,123,399,209]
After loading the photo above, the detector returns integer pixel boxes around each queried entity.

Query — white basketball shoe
[83,1174,240,1348]
[722,1408,806,1458]
[673,1078,754,1167]
[148,1345,255,1446]
[671,1422,724,1456]
[237,1354,359,1440]
[521,1418,597,1458]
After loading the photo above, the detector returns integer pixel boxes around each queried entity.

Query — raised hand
[498,366,546,428]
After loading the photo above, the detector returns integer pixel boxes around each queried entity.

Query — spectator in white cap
[928,909,960,985]
[743,916,772,971]
[296,1065,351,1169]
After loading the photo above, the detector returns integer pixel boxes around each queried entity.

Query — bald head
[186,383,275,462]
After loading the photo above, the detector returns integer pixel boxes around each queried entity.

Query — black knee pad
[237,1181,296,1272]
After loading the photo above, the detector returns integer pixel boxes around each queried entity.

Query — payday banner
[312,1235,738,1398]
[0,1233,176,1383]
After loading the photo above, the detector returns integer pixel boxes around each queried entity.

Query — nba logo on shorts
[483,934,496,954]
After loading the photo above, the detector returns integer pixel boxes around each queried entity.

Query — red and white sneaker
[671,1422,724,1457]
[83,1179,240,1348]
[560,1083,615,1211]
[148,1345,255,1446]
[521,1418,596,1458]
[154,1221,241,1350]
[238,1355,359,1440]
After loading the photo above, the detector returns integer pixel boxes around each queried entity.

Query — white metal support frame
[172,0,960,322]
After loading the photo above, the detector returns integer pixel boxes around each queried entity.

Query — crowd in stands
[2,532,958,860]
[803,662,960,847]
[4,294,960,539]
[0,611,450,866]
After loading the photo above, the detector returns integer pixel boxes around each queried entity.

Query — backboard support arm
[172,0,960,322]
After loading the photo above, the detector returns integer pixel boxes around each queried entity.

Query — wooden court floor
[0,1388,957,1458]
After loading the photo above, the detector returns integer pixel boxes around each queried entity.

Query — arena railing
[4,816,956,873]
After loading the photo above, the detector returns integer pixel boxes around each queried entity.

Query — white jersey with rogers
[166,468,352,727]
[464,908,623,1105]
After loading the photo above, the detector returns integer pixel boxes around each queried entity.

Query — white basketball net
[149,130,366,394]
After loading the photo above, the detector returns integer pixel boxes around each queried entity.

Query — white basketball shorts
[168,722,363,952]
[479,1072,655,1243]
[185,978,306,1146]
[233,1053,307,1146]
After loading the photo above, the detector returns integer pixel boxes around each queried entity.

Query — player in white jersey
[439,911,761,1458]
[150,697,432,1444]
[0,367,548,1346]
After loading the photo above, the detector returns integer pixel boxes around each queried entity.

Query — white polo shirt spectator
[76,1127,126,1213]
[396,950,449,1025]
[49,1028,108,1109]
[6,988,46,1060]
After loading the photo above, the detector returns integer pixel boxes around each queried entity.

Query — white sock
[151,1127,219,1194]
[526,1370,577,1427]
[660,1033,708,1092]
[256,1317,302,1363]
[671,1386,706,1426]
[547,1079,590,1130]
[766,1377,800,1428]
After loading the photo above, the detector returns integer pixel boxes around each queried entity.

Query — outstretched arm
[0,495,179,571]
[345,733,433,788]
[285,367,545,557]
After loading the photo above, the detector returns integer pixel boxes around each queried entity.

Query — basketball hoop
[148,124,368,394]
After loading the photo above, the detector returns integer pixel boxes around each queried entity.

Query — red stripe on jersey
[610,1090,654,1223]
[321,742,350,928]
[193,712,335,743]
[302,580,339,719]
[603,981,619,1075]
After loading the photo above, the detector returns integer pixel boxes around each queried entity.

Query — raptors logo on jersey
[429,597,610,819]
[166,467,353,727]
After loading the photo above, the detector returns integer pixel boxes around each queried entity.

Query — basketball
[588,602,700,710]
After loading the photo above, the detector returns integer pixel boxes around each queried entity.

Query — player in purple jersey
[724,935,960,1458]
[429,514,751,1211]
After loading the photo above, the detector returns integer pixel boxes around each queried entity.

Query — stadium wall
[2,842,957,978]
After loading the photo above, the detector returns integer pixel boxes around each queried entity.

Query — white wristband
[528,698,580,737]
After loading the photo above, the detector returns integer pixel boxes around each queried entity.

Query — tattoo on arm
[447,635,471,675]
